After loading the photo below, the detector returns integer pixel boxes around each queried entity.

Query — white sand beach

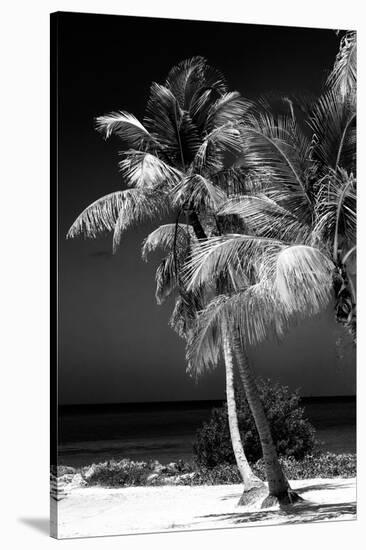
[54,477,356,539]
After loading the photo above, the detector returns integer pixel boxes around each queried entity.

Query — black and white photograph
[50,10,356,539]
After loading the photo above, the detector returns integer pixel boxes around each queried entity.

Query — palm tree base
[261,489,303,508]
[237,482,267,506]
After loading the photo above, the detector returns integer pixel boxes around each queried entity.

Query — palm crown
[185,32,356,356]
[67,56,251,248]
[67,56,254,344]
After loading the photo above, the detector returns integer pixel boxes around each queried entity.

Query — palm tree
[215,32,356,339]
[184,239,305,505]
[141,222,263,495]
[184,30,356,505]
[67,57,263,494]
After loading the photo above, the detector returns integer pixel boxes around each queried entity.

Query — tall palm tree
[67,57,263,495]
[141,222,264,494]
[184,237,305,505]
[214,36,356,339]
[184,30,356,505]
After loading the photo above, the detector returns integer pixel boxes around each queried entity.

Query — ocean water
[58,397,356,467]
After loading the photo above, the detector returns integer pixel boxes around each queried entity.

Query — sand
[54,477,356,539]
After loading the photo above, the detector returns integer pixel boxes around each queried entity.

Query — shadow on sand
[209,481,357,526]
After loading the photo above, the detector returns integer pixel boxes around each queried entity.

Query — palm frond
[165,56,208,109]
[273,245,334,315]
[142,223,195,261]
[143,83,183,159]
[155,253,177,304]
[112,189,170,253]
[67,191,128,239]
[184,234,284,291]
[240,112,312,217]
[66,189,170,253]
[312,168,356,260]
[95,111,154,147]
[165,56,227,112]
[218,195,310,242]
[212,166,270,196]
[169,289,205,340]
[327,31,356,100]
[178,112,202,163]
[194,123,243,173]
[119,150,182,189]
[172,174,226,212]
[186,284,289,377]
[205,92,251,132]
[185,295,226,377]
[308,90,356,174]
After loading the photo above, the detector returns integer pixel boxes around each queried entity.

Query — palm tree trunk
[222,323,264,496]
[188,210,207,240]
[233,336,302,507]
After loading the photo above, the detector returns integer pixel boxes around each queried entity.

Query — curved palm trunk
[222,324,263,494]
[188,210,207,240]
[233,337,302,507]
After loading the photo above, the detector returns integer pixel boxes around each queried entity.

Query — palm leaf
[194,123,243,173]
[95,111,154,147]
[142,223,195,261]
[240,112,312,217]
[327,31,357,100]
[67,191,127,239]
[143,82,183,160]
[119,150,182,189]
[184,233,284,291]
[170,289,205,340]
[308,90,356,174]
[272,245,334,315]
[155,253,177,304]
[165,56,227,112]
[185,295,225,377]
[186,284,289,377]
[218,195,310,242]
[205,92,251,132]
[67,188,170,254]
[172,174,226,212]
[312,168,356,259]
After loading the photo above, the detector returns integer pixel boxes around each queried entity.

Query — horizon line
[59,394,356,408]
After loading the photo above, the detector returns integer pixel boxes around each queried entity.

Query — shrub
[193,378,317,467]
[84,459,151,487]
[192,464,242,485]
[252,453,356,480]
[69,453,355,488]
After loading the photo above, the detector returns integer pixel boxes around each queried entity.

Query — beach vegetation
[57,452,356,489]
[193,379,316,467]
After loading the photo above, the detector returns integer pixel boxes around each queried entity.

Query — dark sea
[58,397,356,467]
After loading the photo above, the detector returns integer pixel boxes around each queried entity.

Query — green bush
[193,378,317,467]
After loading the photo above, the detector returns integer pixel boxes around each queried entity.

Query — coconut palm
[142,222,263,493]
[67,57,264,494]
[183,31,356,505]
[184,235,308,505]
[228,30,357,338]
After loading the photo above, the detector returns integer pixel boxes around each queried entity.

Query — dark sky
[57,12,355,404]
